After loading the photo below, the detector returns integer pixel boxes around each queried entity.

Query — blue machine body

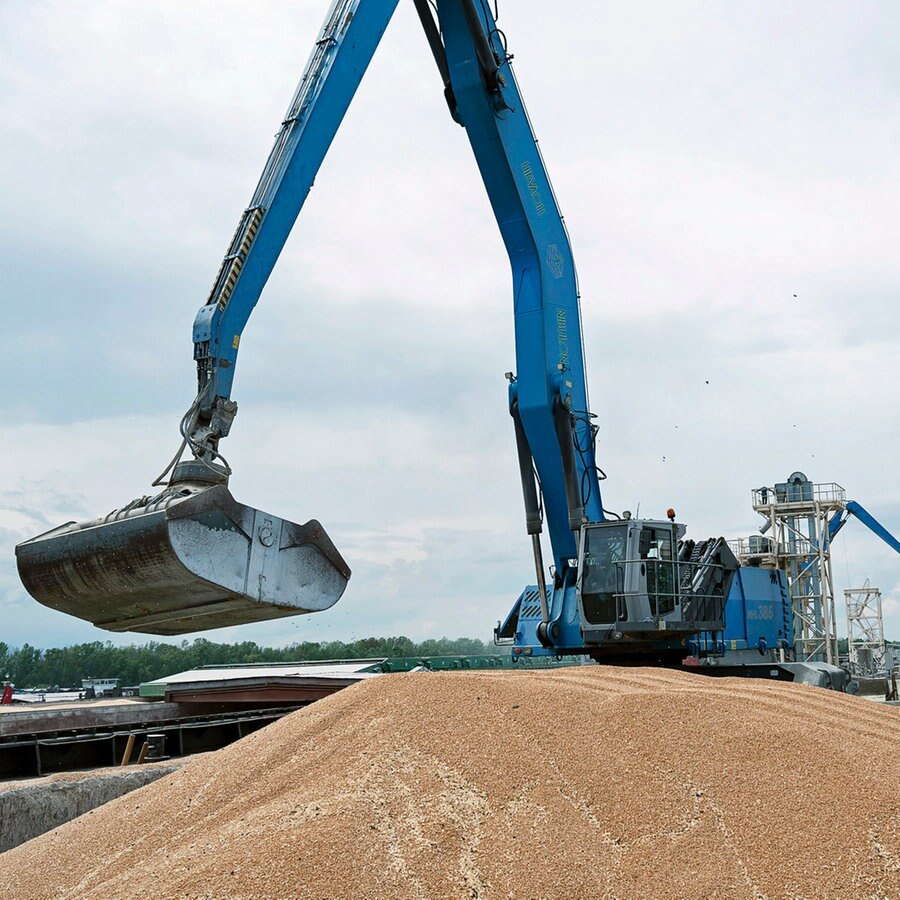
[504,565,795,663]
[719,567,793,657]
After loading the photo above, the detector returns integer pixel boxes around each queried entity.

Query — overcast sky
[1,0,898,652]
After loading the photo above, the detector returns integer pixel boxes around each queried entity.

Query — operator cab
[576,517,732,647]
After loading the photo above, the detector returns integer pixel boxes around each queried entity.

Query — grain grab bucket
[15,467,350,636]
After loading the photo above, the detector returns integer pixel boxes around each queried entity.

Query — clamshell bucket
[15,464,350,636]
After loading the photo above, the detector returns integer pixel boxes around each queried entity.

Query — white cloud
[2,0,898,648]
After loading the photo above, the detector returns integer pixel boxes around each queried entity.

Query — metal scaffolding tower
[730,471,899,668]
[845,580,886,677]
[734,472,843,665]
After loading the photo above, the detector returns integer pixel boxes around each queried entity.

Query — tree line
[4,636,894,689]
[0,636,499,689]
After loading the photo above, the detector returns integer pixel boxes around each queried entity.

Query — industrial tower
[845,580,886,677]
[731,472,900,667]
[732,473,844,664]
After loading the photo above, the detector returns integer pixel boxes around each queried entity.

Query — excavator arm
[16,0,603,635]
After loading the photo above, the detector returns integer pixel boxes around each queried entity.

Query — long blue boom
[190,0,399,446]
[17,0,609,640]
[188,0,604,573]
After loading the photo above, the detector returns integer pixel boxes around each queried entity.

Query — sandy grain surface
[1,667,897,899]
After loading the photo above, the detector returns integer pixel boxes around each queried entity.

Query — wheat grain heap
[1,667,898,899]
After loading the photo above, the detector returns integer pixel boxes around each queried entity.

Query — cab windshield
[579,525,627,624]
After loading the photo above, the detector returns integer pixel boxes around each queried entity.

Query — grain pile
[1,667,898,899]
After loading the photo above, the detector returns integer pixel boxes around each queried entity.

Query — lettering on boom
[521,161,546,217]
[556,307,569,367]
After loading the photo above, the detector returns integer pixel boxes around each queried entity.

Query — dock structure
[0,655,569,778]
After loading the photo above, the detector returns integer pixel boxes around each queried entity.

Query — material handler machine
[15,0,881,684]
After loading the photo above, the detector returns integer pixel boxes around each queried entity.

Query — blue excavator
[14,1,896,685]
